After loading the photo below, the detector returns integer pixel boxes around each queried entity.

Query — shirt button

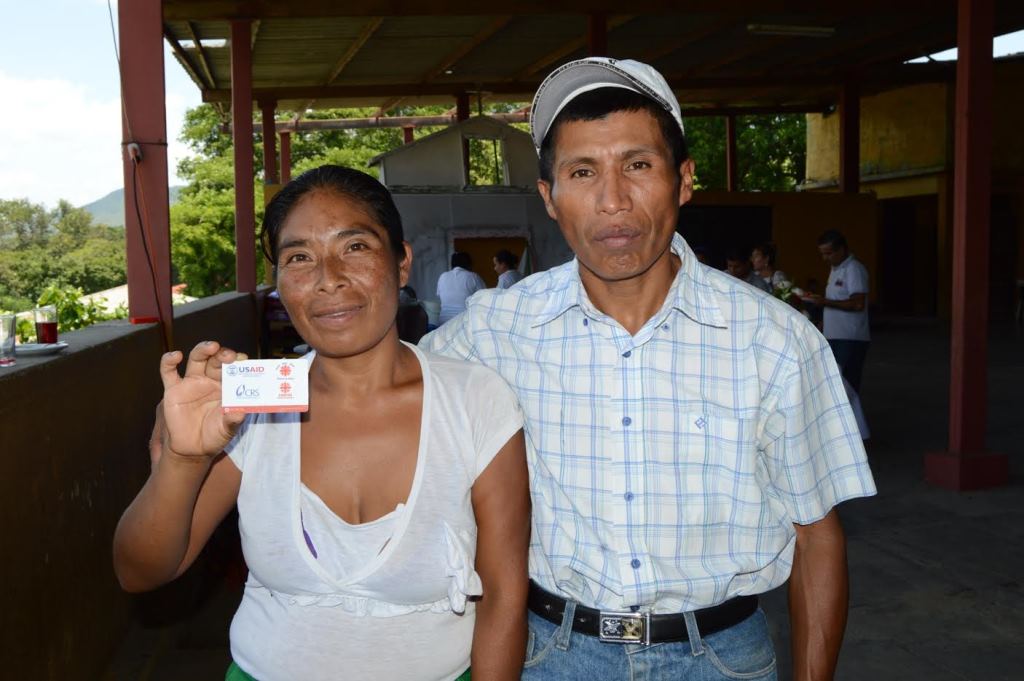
[583,318,589,326]
[630,605,640,612]
[630,558,641,569]
[661,324,670,331]
[622,350,632,358]
[622,416,632,426]
[624,492,634,502]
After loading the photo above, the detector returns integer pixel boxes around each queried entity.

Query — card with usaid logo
[222,359,309,413]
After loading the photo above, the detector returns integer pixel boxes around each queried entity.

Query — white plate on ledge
[16,341,69,356]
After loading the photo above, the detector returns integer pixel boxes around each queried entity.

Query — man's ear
[678,158,696,207]
[537,179,558,221]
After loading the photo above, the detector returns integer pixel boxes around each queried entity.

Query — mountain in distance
[81,186,183,227]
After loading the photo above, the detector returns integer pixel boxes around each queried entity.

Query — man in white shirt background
[493,249,525,289]
[806,230,871,393]
[436,251,486,324]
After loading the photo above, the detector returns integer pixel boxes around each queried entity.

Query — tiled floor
[102,320,1024,680]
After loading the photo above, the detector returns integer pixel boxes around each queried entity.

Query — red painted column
[926,0,1007,490]
[280,131,292,184]
[231,20,257,293]
[403,126,415,144]
[726,115,738,191]
[118,0,172,343]
[260,100,279,185]
[588,14,608,56]
[839,79,860,194]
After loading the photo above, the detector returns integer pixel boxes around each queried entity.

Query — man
[725,247,772,293]
[805,230,870,393]
[423,57,875,680]
[494,249,525,289]
[436,251,486,324]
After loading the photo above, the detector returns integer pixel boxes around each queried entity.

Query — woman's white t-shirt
[224,344,523,681]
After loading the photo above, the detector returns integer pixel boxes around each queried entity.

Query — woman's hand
[159,341,246,460]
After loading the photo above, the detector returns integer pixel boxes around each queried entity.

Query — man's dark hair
[494,249,518,269]
[451,251,472,270]
[261,165,405,266]
[725,247,751,263]
[817,230,848,250]
[538,88,689,184]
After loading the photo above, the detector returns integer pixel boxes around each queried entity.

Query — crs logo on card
[235,384,260,399]
[278,382,292,398]
[278,363,294,378]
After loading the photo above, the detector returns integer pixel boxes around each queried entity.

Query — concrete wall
[393,190,571,302]
[0,292,260,681]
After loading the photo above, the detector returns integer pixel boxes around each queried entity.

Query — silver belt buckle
[598,611,651,645]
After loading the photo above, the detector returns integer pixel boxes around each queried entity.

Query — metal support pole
[839,79,860,194]
[925,0,1007,490]
[118,0,173,343]
[280,131,292,184]
[726,114,738,191]
[260,99,279,185]
[231,20,257,294]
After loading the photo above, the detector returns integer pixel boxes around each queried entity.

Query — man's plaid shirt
[422,234,875,613]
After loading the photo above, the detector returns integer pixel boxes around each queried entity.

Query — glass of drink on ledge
[34,305,58,344]
[0,313,15,367]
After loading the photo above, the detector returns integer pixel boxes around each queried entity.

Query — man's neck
[578,251,680,336]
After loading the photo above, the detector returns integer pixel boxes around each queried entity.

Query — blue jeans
[521,602,777,681]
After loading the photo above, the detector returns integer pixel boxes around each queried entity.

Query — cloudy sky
[1,2,1022,208]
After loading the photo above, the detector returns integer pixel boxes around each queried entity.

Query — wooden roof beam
[511,15,634,81]
[163,26,213,90]
[163,1,952,21]
[638,18,737,64]
[327,17,384,85]
[423,16,512,82]
[184,21,217,89]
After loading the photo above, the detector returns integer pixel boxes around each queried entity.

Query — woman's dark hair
[451,251,472,270]
[752,242,777,267]
[494,249,518,269]
[539,87,689,185]
[260,165,405,266]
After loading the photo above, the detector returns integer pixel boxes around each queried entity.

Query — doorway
[452,236,529,288]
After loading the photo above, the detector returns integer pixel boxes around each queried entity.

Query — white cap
[530,57,684,153]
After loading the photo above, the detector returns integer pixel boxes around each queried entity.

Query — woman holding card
[113,166,530,681]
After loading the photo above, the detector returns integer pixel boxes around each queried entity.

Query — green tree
[683,114,806,192]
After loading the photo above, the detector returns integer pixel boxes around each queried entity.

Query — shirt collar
[533,233,727,329]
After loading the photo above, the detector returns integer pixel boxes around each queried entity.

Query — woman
[750,242,789,290]
[113,166,530,681]
[492,249,523,289]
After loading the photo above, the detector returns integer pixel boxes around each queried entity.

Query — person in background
[424,57,874,681]
[437,252,486,324]
[751,243,789,290]
[805,230,870,393]
[397,285,429,344]
[725,247,772,292]
[493,249,524,289]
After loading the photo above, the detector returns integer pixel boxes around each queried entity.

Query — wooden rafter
[327,17,384,84]
[251,19,261,50]
[510,15,635,81]
[184,21,217,89]
[163,26,211,90]
[638,18,736,65]
[423,16,512,82]
[696,35,792,75]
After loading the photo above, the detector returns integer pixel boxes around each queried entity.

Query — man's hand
[789,509,849,681]
[158,341,247,460]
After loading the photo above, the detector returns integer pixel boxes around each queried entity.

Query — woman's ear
[398,241,413,287]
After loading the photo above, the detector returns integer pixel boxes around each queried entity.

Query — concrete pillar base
[924,451,1008,491]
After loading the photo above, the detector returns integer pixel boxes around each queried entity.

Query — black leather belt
[527,581,758,645]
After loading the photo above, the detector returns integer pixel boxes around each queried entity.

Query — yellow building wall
[692,191,879,301]
[806,83,949,185]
